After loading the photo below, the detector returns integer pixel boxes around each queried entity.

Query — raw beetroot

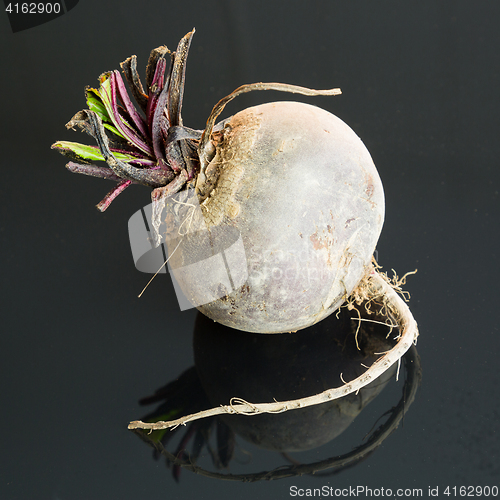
[53,31,419,428]
[52,29,385,333]
[182,100,384,333]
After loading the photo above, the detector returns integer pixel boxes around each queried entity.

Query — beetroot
[53,29,383,333]
[52,30,418,429]
[186,100,384,333]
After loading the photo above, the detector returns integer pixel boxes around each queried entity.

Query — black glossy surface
[2,1,499,498]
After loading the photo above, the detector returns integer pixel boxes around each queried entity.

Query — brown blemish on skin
[309,228,334,251]
[309,223,336,268]
[364,171,374,197]
[345,218,355,229]
[310,231,327,250]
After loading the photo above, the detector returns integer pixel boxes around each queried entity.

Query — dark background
[1,1,499,499]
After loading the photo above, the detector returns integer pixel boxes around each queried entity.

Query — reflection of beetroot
[194,310,396,452]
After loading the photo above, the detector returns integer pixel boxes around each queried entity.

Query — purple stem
[129,159,157,167]
[108,73,153,156]
[113,70,150,139]
[66,161,123,181]
[151,75,172,167]
[96,179,132,212]
[151,169,188,202]
[146,58,167,132]
[108,146,148,158]
[159,120,183,173]
[85,109,173,187]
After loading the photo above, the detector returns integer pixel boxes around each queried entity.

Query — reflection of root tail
[128,266,419,432]
[132,346,421,481]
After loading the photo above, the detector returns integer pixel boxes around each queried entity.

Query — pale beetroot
[179,100,384,333]
[53,32,419,428]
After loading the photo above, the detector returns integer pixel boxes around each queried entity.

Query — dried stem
[197,83,342,178]
[128,268,418,431]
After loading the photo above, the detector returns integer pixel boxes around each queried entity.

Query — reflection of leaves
[134,367,236,481]
[217,420,235,468]
[137,367,207,447]
[143,409,182,444]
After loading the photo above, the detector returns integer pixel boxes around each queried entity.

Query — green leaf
[98,76,114,118]
[86,92,109,123]
[52,141,105,162]
[85,86,126,140]
[99,74,143,143]
[103,122,126,139]
[53,141,140,163]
